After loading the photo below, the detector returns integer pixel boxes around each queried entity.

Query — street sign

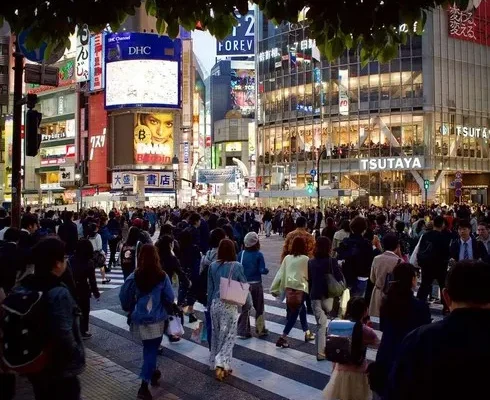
[24,64,59,86]
[310,169,317,177]
[455,188,462,198]
[18,29,65,64]
[454,180,462,189]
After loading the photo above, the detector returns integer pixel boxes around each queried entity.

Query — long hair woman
[86,222,111,284]
[271,236,314,348]
[207,239,248,381]
[120,226,140,280]
[119,244,175,400]
[372,262,431,397]
[308,236,343,360]
[69,239,100,339]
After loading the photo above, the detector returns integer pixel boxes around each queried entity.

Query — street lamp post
[172,155,179,208]
[75,172,82,212]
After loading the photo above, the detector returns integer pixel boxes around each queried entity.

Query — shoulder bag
[326,258,347,298]
[220,262,250,306]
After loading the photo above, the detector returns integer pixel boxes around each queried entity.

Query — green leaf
[378,43,398,63]
[416,11,426,35]
[145,0,157,17]
[156,18,166,35]
[167,20,179,38]
[360,47,370,68]
[344,33,353,49]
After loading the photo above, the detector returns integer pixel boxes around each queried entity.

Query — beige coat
[369,251,402,317]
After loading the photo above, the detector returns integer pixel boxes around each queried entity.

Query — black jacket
[68,257,100,300]
[418,230,451,270]
[308,256,342,300]
[58,221,79,255]
[387,308,490,400]
[449,237,488,262]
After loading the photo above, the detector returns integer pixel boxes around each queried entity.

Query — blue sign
[18,29,47,63]
[216,11,255,56]
[310,169,317,177]
[104,32,182,110]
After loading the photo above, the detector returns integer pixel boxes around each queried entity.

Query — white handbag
[219,261,250,306]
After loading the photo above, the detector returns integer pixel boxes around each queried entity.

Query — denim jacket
[237,250,269,283]
[207,261,248,307]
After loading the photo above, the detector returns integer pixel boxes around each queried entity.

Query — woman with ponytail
[369,263,431,398]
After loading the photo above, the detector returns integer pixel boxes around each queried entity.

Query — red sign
[448,1,490,46]
[205,136,211,147]
[88,92,109,184]
[65,144,76,157]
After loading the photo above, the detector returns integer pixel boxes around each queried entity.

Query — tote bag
[220,262,250,306]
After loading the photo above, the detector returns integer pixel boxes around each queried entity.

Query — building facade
[256,5,490,206]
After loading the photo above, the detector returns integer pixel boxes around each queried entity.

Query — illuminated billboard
[105,32,181,109]
[230,65,255,118]
[134,112,174,165]
[449,1,490,46]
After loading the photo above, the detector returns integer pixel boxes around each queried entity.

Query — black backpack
[337,239,361,286]
[417,236,433,265]
[325,319,366,365]
[121,244,137,270]
[1,286,51,374]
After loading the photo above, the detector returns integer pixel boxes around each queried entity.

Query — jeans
[283,297,309,335]
[237,283,266,336]
[350,278,368,298]
[264,221,272,237]
[312,298,333,356]
[29,375,80,400]
[204,310,212,350]
[141,337,163,383]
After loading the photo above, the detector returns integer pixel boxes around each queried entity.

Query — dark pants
[141,337,162,382]
[108,237,119,268]
[0,373,16,400]
[78,293,90,334]
[237,283,266,336]
[284,294,309,335]
[29,375,81,400]
[417,267,448,311]
[122,264,135,281]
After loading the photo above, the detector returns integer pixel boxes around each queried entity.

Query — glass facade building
[256,7,490,206]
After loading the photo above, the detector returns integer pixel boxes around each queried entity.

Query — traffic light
[424,179,430,190]
[306,180,314,195]
[25,109,42,157]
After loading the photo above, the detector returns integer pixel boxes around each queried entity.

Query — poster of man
[133,112,174,165]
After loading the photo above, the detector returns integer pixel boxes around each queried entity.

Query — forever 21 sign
[216,11,255,56]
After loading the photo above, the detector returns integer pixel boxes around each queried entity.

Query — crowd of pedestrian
[0,202,490,400]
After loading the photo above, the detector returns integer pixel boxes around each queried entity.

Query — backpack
[325,319,366,365]
[381,258,402,295]
[416,236,433,265]
[121,244,137,271]
[1,286,52,374]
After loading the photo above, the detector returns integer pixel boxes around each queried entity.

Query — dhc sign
[360,156,424,171]
[216,11,255,56]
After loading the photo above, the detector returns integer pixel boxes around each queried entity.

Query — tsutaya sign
[442,125,490,139]
[360,157,424,171]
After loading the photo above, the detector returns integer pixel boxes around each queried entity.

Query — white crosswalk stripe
[90,295,444,399]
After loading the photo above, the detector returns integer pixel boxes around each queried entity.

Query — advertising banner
[88,92,108,184]
[197,168,236,184]
[90,32,105,91]
[59,165,75,187]
[230,67,255,118]
[76,25,90,82]
[359,156,424,171]
[134,112,174,165]
[338,69,349,116]
[112,171,174,190]
[448,1,490,46]
[216,11,255,56]
[105,32,182,109]
[182,40,193,127]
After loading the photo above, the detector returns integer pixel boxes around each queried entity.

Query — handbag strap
[227,262,235,281]
[240,251,244,265]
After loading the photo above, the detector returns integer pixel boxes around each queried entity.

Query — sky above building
[192,30,217,77]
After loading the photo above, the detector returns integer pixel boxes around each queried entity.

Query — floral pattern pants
[210,299,238,370]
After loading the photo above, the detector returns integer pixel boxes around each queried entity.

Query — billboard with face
[133,112,174,165]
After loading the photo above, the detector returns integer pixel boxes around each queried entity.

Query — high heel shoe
[215,367,226,381]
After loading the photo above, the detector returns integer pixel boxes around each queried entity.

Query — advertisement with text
[134,112,174,165]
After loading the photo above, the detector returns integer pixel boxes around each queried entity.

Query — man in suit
[477,222,490,255]
[314,206,323,231]
[449,219,488,263]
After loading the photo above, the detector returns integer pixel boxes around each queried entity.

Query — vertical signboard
[230,61,255,118]
[89,32,105,91]
[216,11,255,56]
[448,1,490,46]
[76,25,90,82]
[88,93,108,184]
[182,40,193,128]
[338,69,349,116]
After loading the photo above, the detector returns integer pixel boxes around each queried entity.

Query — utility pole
[11,44,24,228]
[317,148,326,207]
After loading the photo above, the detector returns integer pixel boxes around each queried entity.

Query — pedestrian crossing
[90,293,444,400]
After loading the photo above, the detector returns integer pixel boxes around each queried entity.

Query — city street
[13,233,444,400]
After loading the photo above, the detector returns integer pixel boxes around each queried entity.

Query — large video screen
[230,68,255,118]
[134,112,174,165]
[105,59,179,109]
